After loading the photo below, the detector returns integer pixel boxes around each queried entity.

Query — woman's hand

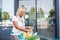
[25,26,32,32]
[25,26,32,29]
[27,29,32,32]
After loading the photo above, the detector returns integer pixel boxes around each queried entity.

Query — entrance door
[37,0,55,39]
[19,0,56,39]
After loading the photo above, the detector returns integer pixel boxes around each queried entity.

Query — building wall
[55,0,59,38]
[14,0,19,15]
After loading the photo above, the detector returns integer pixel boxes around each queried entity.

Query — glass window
[37,0,55,38]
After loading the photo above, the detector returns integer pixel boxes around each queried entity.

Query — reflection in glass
[19,0,55,39]
[37,0,55,38]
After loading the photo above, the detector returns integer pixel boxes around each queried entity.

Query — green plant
[49,9,55,17]
[27,35,40,40]
[2,12,10,20]
[30,7,36,13]
[38,8,44,18]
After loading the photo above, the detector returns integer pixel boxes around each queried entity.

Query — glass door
[19,0,56,39]
[37,0,55,39]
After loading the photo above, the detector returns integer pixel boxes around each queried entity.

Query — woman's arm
[13,21,32,32]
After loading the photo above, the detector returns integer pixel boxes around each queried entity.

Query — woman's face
[19,8,26,17]
[19,11,25,17]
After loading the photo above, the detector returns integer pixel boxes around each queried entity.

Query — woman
[11,5,32,40]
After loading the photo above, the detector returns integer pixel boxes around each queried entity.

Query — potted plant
[27,35,40,40]
[2,12,10,27]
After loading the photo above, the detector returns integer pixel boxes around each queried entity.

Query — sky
[2,0,55,17]
[2,0,14,17]
[19,0,54,14]
[19,0,54,18]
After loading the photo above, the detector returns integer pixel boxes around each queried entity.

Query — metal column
[35,0,38,32]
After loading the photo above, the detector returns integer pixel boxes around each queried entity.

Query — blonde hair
[16,5,26,16]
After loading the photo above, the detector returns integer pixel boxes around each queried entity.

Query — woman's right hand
[28,29,32,32]
[25,29,32,33]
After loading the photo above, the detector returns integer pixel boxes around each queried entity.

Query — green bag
[18,33,23,40]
